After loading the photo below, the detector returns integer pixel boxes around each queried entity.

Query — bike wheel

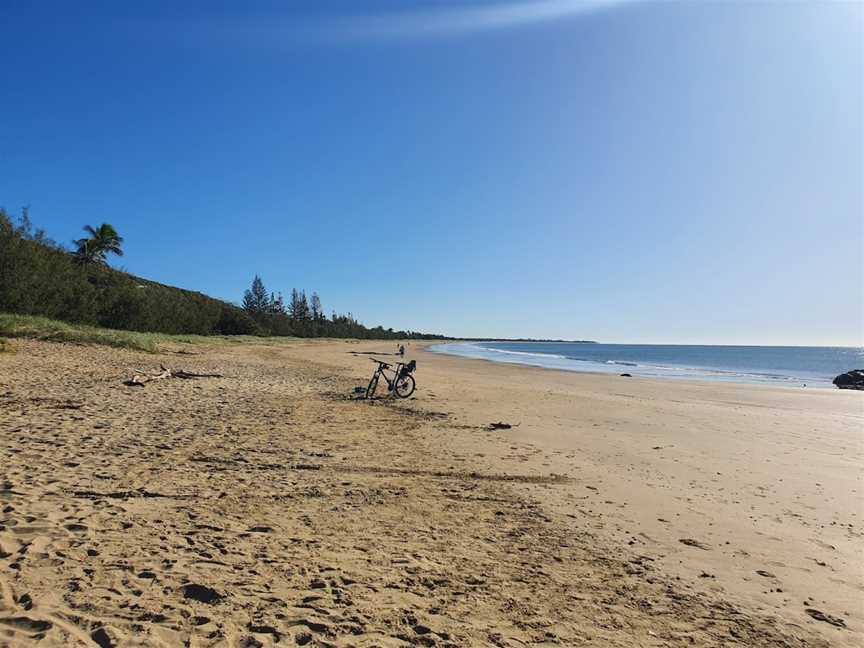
[394,374,415,398]
[366,375,379,399]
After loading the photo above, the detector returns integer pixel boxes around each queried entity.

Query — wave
[482,347,569,360]
[428,342,829,387]
[604,361,802,382]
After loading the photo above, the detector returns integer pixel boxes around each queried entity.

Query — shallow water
[429,341,863,388]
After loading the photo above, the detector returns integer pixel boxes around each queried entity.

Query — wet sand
[0,337,861,647]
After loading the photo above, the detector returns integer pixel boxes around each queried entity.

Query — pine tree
[299,290,310,320]
[289,288,300,320]
[242,275,270,314]
[311,292,323,321]
[270,292,285,314]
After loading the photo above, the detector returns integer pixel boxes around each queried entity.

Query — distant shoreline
[457,338,597,344]
[429,340,859,388]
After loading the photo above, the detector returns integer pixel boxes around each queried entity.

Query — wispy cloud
[321,0,636,42]
[144,1,637,50]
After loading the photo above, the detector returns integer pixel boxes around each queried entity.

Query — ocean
[428,341,864,388]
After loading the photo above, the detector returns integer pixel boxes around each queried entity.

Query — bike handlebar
[370,358,391,368]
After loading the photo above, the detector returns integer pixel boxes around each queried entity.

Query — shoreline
[424,345,840,392]
[427,340,854,390]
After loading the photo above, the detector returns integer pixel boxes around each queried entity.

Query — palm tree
[74,223,124,265]
[73,238,99,264]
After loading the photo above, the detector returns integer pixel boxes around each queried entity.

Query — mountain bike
[366,358,416,399]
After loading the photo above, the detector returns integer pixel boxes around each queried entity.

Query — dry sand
[0,337,861,647]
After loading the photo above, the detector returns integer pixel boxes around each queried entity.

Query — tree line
[238,274,437,340]
[0,208,445,340]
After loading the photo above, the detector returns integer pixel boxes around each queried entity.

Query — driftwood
[124,364,223,387]
[488,422,520,431]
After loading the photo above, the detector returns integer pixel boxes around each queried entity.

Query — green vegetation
[73,223,125,265]
[0,313,302,352]
[0,208,242,335]
[0,208,445,340]
[0,313,165,351]
[237,275,428,339]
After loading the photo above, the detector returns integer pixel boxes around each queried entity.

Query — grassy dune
[0,313,299,353]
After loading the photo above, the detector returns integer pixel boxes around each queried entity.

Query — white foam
[427,343,831,387]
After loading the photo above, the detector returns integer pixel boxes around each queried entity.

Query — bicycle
[366,358,416,399]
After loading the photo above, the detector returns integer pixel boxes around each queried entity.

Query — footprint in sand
[0,616,53,636]
[64,523,88,533]
[180,583,223,604]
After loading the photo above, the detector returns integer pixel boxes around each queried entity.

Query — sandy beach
[1,337,861,647]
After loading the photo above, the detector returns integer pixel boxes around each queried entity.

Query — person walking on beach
[398,344,405,357]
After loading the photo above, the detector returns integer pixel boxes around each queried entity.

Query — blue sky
[1,1,862,345]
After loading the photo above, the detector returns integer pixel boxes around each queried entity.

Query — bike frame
[372,361,405,391]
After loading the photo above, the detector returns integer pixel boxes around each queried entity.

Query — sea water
[429,342,863,388]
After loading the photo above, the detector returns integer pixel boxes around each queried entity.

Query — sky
[1,0,862,345]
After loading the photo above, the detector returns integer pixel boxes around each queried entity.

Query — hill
[0,208,445,340]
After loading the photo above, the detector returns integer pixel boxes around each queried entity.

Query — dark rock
[832,369,864,390]
[620,373,632,377]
